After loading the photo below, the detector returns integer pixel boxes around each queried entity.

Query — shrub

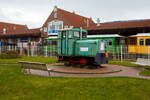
[0,50,21,59]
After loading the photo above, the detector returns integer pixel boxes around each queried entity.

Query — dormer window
[3,28,6,34]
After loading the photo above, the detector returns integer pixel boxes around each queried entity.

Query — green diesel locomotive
[58,28,108,66]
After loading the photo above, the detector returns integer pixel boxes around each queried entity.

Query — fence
[107,45,150,61]
[0,45,150,61]
[0,46,57,57]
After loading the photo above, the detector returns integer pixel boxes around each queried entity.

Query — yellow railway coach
[128,33,150,55]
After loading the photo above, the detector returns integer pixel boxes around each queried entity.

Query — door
[61,31,66,55]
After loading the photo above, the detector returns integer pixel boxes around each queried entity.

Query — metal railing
[0,46,57,57]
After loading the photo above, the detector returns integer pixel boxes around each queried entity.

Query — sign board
[20,38,28,42]
[48,30,58,35]
[80,47,88,52]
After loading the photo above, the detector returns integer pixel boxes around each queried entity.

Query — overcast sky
[0,0,150,28]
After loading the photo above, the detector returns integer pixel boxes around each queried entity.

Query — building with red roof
[41,6,96,37]
[0,22,41,47]
[85,19,150,36]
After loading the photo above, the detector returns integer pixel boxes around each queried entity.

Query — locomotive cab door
[61,31,66,55]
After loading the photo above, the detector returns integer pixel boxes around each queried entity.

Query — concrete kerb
[50,69,122,74]
[1,63,150,79]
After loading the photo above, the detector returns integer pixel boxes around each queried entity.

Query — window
[52,41,57,45]
[3,28,6,34]
[13,26,16,30]
[62,31,66,38]
[100,42,105,51]
[146,39,150,46]
[82,32,87,38]
[74,31,80,38]
[68,34,72,38]
[48,21,63,35]
[128,37,137,45]
[44,27,47,32]
[54,12,57,19]
[108,40,112,46]
[140,39,144,46]
[48,21,63,30]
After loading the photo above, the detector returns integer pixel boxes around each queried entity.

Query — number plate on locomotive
[80,47,88,51]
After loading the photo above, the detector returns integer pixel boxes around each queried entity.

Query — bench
[19,61,52,76]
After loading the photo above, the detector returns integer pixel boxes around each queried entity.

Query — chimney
[54,5,58,19]
[54,5,57,11]
[96,18,100,26]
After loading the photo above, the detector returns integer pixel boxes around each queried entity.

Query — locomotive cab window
[82,32,87,38]
[74,31,80,38]
[62,31,66,38]
[68,31,72,38]
[139,39,144,46]
[146,39,150,46]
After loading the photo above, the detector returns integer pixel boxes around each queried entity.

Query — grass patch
[0,56,58,64]
[109,61,150,68]
[140,69,150,76]
[0,65,150,100]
